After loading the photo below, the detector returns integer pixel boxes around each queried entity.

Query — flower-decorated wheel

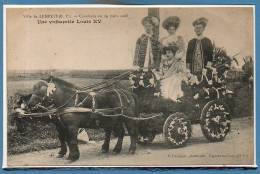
[200,99,231,142]
[163,113,191,148]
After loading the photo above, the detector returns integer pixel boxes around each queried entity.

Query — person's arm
[133,38,141,67]
[207,38,214,62]
[186,40,192,71]
[154,41,162,71]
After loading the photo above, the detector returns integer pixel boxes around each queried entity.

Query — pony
[24,76,139,161]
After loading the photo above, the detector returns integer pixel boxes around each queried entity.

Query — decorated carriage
[12,47,236,160]
[130,47,236,147]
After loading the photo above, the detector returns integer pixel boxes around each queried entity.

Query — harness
[16,72,162,121]
[18,90,161,121]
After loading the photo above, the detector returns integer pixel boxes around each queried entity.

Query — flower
[139,80,145,87]
[149,78,155,86]
[47,83,56,97]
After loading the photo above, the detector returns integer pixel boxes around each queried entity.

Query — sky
[6,7,253,70]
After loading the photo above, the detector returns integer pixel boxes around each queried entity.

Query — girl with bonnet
[160,44,187,102]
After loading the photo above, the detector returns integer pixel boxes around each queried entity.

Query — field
[6,70,254,155]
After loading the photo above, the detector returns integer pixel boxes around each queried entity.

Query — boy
[133,16,161,71]
[186,17,213,80]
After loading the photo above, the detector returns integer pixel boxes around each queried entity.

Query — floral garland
[129,70,157,89]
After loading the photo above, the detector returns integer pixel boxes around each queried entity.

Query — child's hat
[162,43,179,55]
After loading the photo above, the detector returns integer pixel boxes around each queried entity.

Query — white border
[2,4,257,168]
[3,4,255,8]
[2,5,7,169]
[253,5,256,169]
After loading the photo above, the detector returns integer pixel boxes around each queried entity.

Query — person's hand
[202,68,207,76]
[193,93,199,100]
[249,75,253,82]
[153,71,161,80]
[151,68,157,73]
[132,66,140,71]
[186,63,191,70]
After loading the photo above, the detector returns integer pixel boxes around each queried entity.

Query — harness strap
[117,89,130,104]
[74,93,79,106]
[76,95,90,107]
[113,89,124,115]
[212,87,220,99]
[90,92,96,112]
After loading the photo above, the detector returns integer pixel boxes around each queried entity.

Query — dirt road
[7,117,254,167]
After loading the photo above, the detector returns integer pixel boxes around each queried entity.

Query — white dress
[160,34,186,102]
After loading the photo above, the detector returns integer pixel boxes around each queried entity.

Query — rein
[17,87,162,121]
[79,70,132,91]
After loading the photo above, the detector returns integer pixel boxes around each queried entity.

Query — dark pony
[25,76,139,161]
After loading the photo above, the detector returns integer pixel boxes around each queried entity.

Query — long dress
[160,34,186,102]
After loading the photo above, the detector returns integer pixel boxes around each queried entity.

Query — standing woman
[160,16,185,65]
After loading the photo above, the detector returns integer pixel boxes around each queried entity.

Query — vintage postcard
[3,5,255,168]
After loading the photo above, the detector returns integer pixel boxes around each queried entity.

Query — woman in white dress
[159,16,187,102]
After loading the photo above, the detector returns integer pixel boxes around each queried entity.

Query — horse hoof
[56,154,65,158]
[67,157,79,162]
[101,149,109,153]
[67,154,80,161]
[128,149,136,154]
[112,148,121,154]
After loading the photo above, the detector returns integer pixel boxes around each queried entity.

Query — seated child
[160,44,187,102]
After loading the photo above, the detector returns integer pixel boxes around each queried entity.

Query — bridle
[29,80,57,111]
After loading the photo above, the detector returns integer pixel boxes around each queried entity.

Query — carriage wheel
[200,99,231,142]
[137,133,156,145]
[163,113,191,148]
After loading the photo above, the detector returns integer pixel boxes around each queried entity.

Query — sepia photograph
[3,5,255,167]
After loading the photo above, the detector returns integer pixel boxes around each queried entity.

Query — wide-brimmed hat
[192,17,208,27]
[162,43,179,55]
[162,16,181,30]
[141,16,160,26]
